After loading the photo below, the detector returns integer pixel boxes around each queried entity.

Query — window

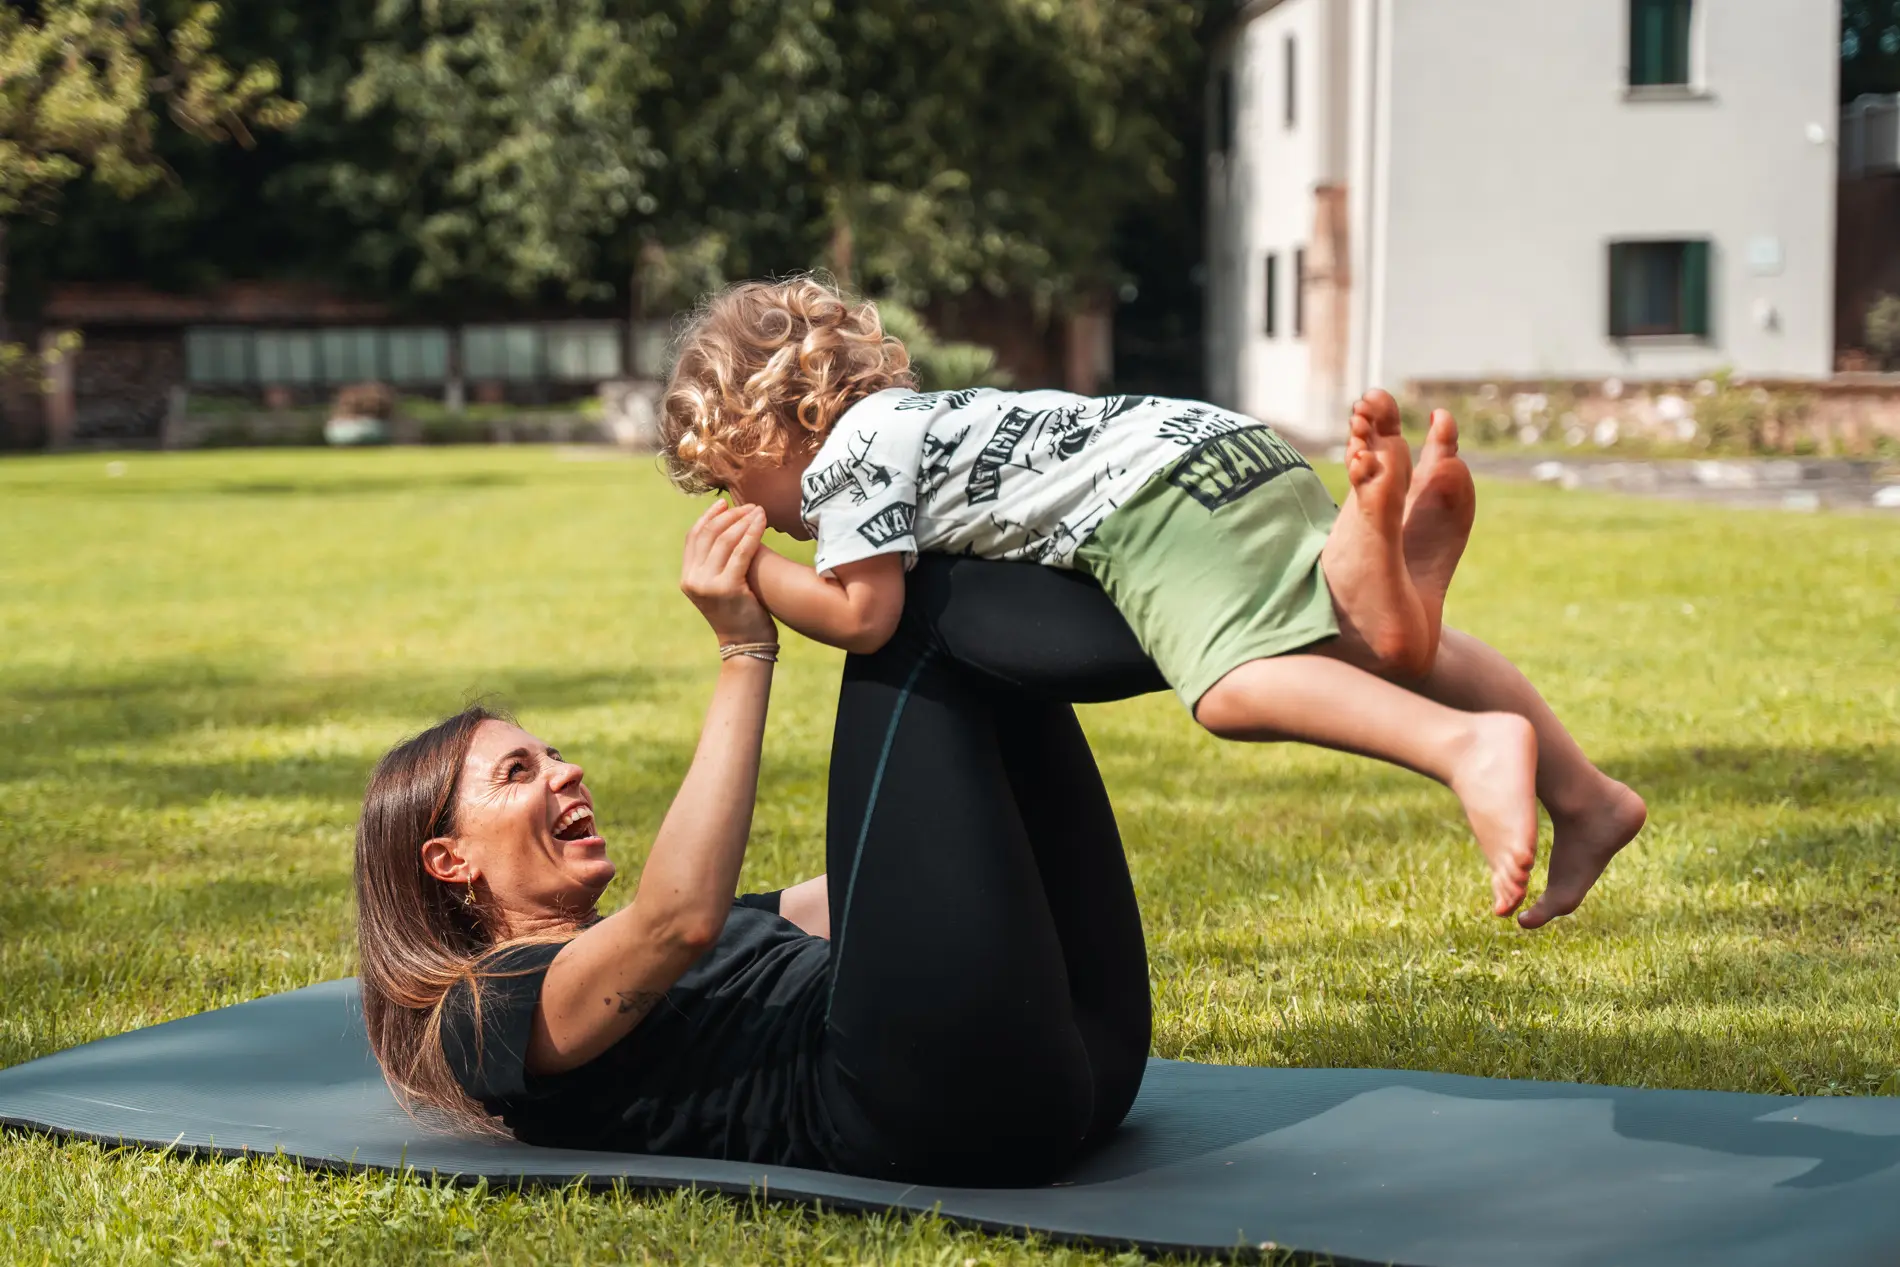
[463,325,544,381]
[1294,247,1307,338]
[1284,36,1298,130]
[254,331,320,384]
[1629,0,1693,88]
[1263,253,1280,338]
[319,327,383,384]
[545,323,624,381]
[185,329,251,385]
[1608,240,1711,338]
[1214,69,1236,154]
[386,329,451,384]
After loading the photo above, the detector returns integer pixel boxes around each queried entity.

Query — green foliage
[1865,293,1900,369]
[334,0,671,300]
[320,0,1201,311]
[0,1,301,218]
[874,299,1013,392]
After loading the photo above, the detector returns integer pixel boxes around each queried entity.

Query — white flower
[1518,424,1543,445]
[1566,425,1588,447]
[1593,418,1621,447]
[1656,394,1689,422]
[1696,379,1718,397]
[1479,383,1501,402]
[1674,418,1699,442]
[1602,378,1625,400]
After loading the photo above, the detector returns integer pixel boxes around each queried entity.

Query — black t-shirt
[440,897,843,1168]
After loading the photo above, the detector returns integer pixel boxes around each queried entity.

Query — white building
[1206,0,1844,441]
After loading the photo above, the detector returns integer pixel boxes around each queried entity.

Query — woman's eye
[507,761,530,780]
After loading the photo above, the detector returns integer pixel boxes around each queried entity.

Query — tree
[325,0,1202,320]
[0,0,301,359]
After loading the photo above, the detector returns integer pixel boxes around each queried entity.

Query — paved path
[1463,454,1900,514]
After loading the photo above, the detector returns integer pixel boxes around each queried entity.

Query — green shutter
[1608,243,1631,339]
[1668,0,1693,84]
[1681,240,1711,339]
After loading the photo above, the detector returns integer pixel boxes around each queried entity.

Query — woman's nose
[549,760,584,789]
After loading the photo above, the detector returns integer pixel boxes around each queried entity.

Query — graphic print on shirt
[1166,425,1313,511]
[918,425,971,501]
[894,389,981,412]
[858,502,916,547]
[802,430,900,512]
[807,386,1296,573]
[967,407,1043,504]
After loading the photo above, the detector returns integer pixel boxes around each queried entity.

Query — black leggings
[816,556,1168,1186]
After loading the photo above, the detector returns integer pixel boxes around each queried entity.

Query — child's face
[729,448,815,540]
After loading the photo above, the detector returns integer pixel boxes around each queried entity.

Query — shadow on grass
[0,659,686,755]
[0,470,537,500]
[1605,742,1900,809]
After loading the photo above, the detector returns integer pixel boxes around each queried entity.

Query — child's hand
[680,500,776,646]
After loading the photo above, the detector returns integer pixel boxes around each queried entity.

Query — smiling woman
[351,497,1171,1184]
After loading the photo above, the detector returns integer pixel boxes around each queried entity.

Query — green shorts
[1074,427,1340,710]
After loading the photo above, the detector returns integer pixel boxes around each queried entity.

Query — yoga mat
[3,980,1898,1266]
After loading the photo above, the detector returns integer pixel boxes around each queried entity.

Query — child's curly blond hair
[660,277,914,494]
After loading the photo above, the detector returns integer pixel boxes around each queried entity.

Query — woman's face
[430,720,615,925]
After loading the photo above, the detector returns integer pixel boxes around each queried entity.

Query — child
[660,277,1645,928]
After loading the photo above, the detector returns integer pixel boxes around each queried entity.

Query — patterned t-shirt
[800,387,1300,576]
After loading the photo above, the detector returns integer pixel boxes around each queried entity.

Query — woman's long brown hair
[353,705,579,1133]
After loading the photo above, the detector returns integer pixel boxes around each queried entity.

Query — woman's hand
[680,500,776,645]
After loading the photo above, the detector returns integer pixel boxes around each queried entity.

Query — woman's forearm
[632,655,773,942]
[529,655,773,1073]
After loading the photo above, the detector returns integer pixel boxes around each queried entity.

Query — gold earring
[461,885,477,908]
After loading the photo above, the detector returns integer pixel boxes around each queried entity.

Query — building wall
[1207,0,1332,432]
[1372,0,1840,386]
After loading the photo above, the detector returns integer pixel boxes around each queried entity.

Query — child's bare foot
[1517,780,1648,930]
[1324,392,1431,677]
[1447,713,1541,917]
[1402,408,1476,634]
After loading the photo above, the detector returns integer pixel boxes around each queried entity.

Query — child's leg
[1320,392,1436,679]
[1415,629,1648,929]
[1398,406,1647,928]
[1195,655,1540,918]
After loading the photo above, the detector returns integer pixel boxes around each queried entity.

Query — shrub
[1865,295,1900,370]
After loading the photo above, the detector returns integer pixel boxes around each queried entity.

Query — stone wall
[1408,376,1900,457]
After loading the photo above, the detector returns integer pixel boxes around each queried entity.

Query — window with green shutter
[1629,0,1693,88]
[1609,240,1712,339]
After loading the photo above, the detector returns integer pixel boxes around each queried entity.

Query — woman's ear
[420,836,475,886]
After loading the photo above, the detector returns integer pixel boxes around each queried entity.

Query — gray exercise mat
[3,981,1898,1266]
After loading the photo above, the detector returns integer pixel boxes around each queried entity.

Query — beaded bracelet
[719,641,781,664]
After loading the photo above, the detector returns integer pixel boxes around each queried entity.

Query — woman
[354,499,1169,1185]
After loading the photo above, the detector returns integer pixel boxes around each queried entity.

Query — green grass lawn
[2,446,1897,1264]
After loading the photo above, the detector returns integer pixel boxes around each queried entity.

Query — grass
[2,445,1897,1264]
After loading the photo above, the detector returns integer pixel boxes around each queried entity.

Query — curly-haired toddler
[659,276,1645,927]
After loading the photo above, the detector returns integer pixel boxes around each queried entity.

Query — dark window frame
[1608,239,1712,340]
[1264,253,1280,338]
[1215,69,1236,154]
[1293,247,1307,338]
[1629,0,1694,88]
[1284,35,1298,130]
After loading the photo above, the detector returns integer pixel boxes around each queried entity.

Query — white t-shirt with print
[799,387,1283,576]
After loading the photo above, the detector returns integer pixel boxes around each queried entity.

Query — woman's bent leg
[820,561,1158,1183]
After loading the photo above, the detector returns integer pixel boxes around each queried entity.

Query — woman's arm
[749,548,905,656]
[525,501,778,1075]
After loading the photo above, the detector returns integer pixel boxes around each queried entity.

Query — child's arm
[750,547,906,655]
